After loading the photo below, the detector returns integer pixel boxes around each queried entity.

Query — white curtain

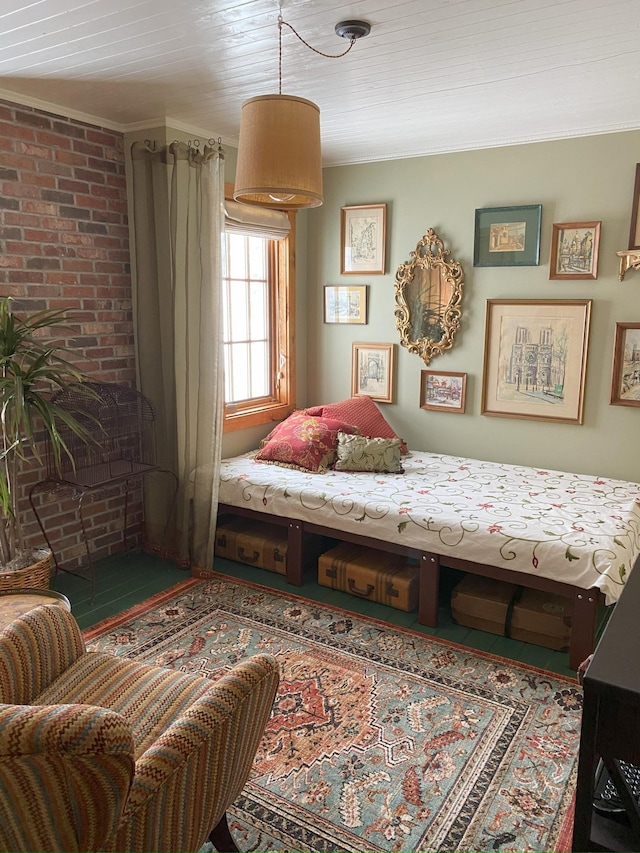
[130,140,224,570]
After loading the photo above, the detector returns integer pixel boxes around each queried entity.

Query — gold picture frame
[481,299,591,424]
[394,227,465,366]
[341,203,386,275]
[610,322,640,407]
[323,285,367,324]
[351,342,394,403]
[549,221,601,280]
[420,370,467,414]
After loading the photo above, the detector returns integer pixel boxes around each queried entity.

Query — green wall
[305,130,640,481]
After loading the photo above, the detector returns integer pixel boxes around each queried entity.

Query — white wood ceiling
[0,0,638,166]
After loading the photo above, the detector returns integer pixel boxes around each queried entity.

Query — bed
[217,448,640,669]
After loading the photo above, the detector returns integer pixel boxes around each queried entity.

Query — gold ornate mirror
[394,228,464,365]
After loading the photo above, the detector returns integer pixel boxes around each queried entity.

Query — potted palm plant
[0,297,91,587]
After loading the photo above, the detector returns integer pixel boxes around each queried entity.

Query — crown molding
[0,89,233,147]
[0,87,127,132]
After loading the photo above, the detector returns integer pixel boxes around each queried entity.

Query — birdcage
[45,382,158,487]
[30,382,178,601]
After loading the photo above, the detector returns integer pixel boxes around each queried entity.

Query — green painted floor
[51,551,190,631]
[52,551,599,680]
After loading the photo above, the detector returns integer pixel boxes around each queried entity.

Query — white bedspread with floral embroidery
[218,450,640,604]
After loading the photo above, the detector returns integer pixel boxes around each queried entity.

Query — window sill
[223,403,294,433]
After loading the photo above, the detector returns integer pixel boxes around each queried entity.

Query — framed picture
[549,221,601,280]
[351,342,394,403]
[481,299,591,425]
[610,322,640,407]
[474,205,542,267]
[628,164,640,250]
[420,370,467,414]
[341,203,386,275]
[324,285,367,324]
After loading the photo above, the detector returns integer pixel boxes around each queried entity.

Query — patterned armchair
[0,603,279,852]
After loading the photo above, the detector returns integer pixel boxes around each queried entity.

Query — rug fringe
[83,578,203,641]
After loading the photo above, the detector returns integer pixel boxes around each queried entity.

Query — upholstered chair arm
[111,653,280,853]
[0,604,86,705]
[0,702,134,853]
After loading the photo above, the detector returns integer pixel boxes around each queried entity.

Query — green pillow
[334,432,404,473]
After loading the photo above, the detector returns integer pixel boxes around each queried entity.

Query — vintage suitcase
[510,587,572,651]
[215,517,288,574]
[451,574,519,636]
[317,542,419,611]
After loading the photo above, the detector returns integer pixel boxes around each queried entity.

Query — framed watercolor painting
[341,203,386,275]
[324,285,367,324]
[420,370,467,414]
[474,205,542,267]
[610,322,640,407]
[481,299,591,424]
[351,342,394,403]
[549,221,601,280]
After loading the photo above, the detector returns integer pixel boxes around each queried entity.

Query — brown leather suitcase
[215,518,288,574]
[451,574,519,636]
[318,542,419,611]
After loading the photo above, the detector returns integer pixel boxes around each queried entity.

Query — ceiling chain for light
[277,16,370,94]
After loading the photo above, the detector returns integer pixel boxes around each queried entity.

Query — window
[222,195,295,432]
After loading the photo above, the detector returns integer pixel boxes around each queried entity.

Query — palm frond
[0,297,93,565]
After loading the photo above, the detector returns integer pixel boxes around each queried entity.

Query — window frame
[222,184,296,433]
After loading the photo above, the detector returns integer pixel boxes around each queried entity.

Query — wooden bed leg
[419,553,439,627]
[570,590,599,671]
[287,520,304,586]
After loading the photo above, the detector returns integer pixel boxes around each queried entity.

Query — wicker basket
[0,550,51,592]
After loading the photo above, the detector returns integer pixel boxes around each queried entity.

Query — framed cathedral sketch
[341,203,386,275]
[481,299,591,424]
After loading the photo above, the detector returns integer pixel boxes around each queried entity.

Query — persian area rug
[85,575,580,853]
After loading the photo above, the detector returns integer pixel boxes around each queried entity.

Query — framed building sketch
[549,221,601,280]
[351,342,394,403]
[420,370,467,413]
[341,203,386,275]
[628,164,640,250]
[474,205,542,267]
[610,322,640,407]
[481,299,591,424]
[324,285,367,324]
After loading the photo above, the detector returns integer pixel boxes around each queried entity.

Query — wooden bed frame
[218,502,603,670]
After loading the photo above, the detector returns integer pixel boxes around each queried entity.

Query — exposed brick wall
[0,97,144,572]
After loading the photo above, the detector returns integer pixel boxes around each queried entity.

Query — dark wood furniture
[573,555,640,852]
[217,502,604,670]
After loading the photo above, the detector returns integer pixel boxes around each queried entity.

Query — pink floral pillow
[255,412,360,472]
[306,396,408,454]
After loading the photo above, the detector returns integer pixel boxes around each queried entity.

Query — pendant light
[234,16,371,210]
